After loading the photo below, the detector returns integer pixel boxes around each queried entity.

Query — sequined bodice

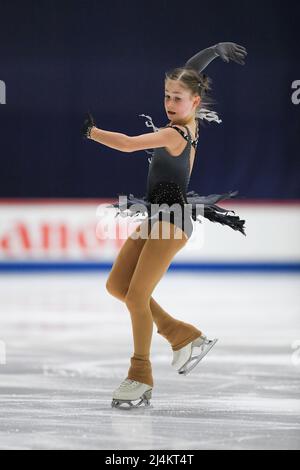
[145,125,195,203]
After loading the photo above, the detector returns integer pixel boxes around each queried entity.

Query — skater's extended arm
[89,127,129,152]
[185,42,248,72]
[81,113,128,152]
[91,127,183,153]
[82,113,183,153]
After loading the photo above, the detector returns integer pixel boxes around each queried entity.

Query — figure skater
[82,42,247,409]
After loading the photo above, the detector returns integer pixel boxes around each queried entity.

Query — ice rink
[0,272,299,450]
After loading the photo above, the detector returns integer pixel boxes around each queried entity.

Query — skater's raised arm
[185,42,248,72]
[185,45,219,72]
[81,112,184,154]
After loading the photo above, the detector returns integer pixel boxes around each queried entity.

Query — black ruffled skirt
[107,182,246,239]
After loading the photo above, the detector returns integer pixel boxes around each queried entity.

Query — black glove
[215,42,247,65]
[82,112,96,139]
[185,42,247,73]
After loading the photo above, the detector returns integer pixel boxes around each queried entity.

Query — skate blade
[178,338,218,376]
[111,390,152,409]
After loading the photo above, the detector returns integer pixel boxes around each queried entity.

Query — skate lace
[117,379,139,390]
[197,336,209,352]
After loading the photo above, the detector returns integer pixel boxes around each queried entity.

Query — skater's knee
[125,288,149,310]
[106,279,127,302]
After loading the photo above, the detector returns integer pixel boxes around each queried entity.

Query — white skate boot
[172,334,218,375]
[111,379,153,409]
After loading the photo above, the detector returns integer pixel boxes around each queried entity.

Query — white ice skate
[111,379,153,409]
[172,335,218,375]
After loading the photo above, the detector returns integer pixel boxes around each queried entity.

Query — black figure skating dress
[107,113,246,239]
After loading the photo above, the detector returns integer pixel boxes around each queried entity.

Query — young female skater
[82,42,247,409]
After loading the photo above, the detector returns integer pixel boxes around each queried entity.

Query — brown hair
[164,66,216,126]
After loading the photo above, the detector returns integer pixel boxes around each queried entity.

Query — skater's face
[164,79,200,123]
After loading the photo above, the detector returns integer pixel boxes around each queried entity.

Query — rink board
[0,200,299,271]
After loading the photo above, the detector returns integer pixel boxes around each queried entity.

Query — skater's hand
[82,112,96,139]
[214,42,247,65]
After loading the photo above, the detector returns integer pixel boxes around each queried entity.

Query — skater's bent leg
[149,297,203,351]
[106,220,203,352]
[105,220,185,335]
[106,220,149,301]
[125,221,188,387]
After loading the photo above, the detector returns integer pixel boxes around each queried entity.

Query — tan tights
[106,220,202,388]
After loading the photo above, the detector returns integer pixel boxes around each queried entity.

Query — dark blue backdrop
[0,0,299,198]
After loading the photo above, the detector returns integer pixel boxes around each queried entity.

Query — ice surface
[0,272,299,450]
